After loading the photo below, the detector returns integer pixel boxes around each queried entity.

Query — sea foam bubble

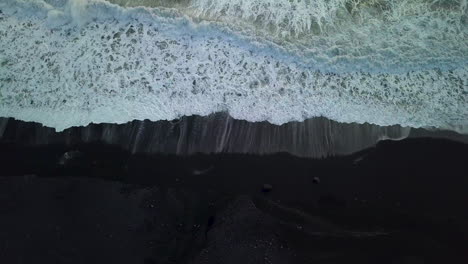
[0,0,467,133]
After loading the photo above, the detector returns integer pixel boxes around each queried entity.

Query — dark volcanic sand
[0,138,467,263]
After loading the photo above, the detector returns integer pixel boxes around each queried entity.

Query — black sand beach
[2,0,467,262]
[0,118,467,263]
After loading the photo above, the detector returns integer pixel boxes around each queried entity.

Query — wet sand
[0,136,467,263]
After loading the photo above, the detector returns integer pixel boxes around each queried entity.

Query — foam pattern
[0,0,467,133]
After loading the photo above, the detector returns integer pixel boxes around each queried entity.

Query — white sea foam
[0,0,467,133]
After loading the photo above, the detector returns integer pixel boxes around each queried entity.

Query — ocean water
[0,0,467,133]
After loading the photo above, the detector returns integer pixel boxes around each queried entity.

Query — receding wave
[0,0,467,133]
[0,114,412,158]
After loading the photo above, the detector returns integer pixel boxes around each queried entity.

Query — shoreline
[3,114,466,158]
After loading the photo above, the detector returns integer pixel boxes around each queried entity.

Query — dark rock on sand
[313,176,321,184]
[262,183,273,193]
[58,150,84,166]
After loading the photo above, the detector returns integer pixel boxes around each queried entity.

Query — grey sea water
[0,0,466,156]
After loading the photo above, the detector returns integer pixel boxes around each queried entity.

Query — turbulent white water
[0,0,467,132]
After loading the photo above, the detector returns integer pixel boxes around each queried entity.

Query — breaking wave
[0,0,467,133]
